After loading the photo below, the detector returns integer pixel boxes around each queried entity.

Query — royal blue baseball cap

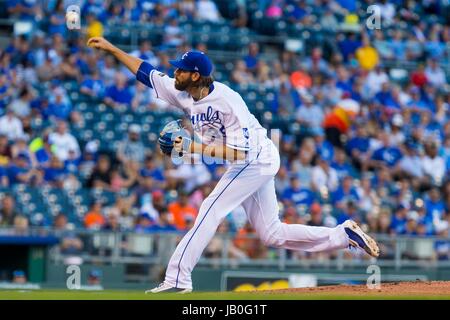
[169,51,213,76]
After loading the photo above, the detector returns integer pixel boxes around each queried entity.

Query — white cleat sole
[344,220,380,258]
[145,286,192,294]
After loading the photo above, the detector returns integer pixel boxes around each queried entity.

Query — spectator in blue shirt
[80,69,106,99]
[64,149,82,175]
[402,212,419,236]
[43,155,66,187]
[243,42,260,72]
[407,87,433,122]
[349,80,363,102]
[48,87,73,120]
[374,82,396,108]
[106,2,125,23]
[425,33,445,60]
[123,0,143,22]
[146,209,178,233]
[82,0,108,23]
[422,84,439,112]
[346,122,370,171]
[390,205,408,234]
[7,0,20,17]
[389,30,406,61]
[8,153,42,185]
[314,131,334,163]
[370,132,403,168]
[139,154,165,188]
[104,72,133,109]
[419,111,442,142]
[331,148,354,180]
[30,96,51,120]
[134,212,155,233]
[34,134,54,168]
[337,32,362,63]
[336,200,362,225]
[425,187,446,222]
[371,166,396,198]
[384,85,403,111]
[336,0,357,12]
[8,0,40,21]
[281,176,316,207]
[332,176,360,209]
[75,51,91,76]
[335,66,352,95]
[130,40,159,67]
[287,0,308,22]
[414,205,435,235]
[48,1,67,36]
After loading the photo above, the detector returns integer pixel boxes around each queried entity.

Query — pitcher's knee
[200,193,222,211]
[199,196,214,211]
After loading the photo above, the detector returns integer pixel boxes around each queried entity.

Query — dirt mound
[262,281,450,296]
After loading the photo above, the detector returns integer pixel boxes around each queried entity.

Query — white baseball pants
[163,140,350,289]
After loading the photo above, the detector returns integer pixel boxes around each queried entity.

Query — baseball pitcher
[87,37,379,293]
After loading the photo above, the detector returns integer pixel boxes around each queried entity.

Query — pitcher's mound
[261,281,450,297]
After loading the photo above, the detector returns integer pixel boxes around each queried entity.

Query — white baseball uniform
[138,67,350,290]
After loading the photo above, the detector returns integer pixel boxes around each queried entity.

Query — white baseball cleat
[343,220,380,258]
[145,282,192,294]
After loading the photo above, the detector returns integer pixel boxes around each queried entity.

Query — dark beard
[174,78,193,91]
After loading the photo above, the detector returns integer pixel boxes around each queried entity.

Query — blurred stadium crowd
[0,0,449,261]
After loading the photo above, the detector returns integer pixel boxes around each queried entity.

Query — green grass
[1,289,450,300]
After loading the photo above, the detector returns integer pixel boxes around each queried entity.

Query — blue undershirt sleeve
[136,61,155,88]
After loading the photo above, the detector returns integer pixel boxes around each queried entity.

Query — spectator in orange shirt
[168,191,198,231]
[234,221,267,259]
[84,201,105,229]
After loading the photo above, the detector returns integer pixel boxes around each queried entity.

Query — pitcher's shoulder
[213,81,240,95]
[214,82,247,105]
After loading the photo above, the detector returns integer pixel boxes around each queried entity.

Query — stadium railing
[1,227,449,271]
